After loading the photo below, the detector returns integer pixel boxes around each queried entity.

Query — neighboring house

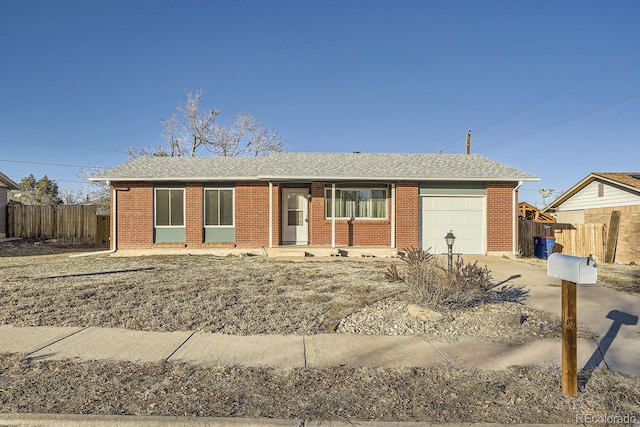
[545,172,640,263]
[90,152,538,256]
[0,171,20,239]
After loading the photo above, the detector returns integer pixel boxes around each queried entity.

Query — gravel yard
[1,238,638,423]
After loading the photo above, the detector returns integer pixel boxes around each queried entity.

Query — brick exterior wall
[185,182,203,246]
[112,180,516,254]
[486,181,516,252]
[395,182,419,250]
[235,181,271,248]
[308,182,393,246]
[584,205,640,264]
[112,182,154,249]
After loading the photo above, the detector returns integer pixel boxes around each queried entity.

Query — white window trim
[154,188,186,228]
[325,187,388,220]
[204,188,235,228]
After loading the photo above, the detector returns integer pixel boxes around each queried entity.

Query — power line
[474,91,640,153]
[0,158,94,168]
[438,48,640,153]
[474,49,640,135]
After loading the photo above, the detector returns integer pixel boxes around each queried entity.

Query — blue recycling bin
[534,236,556,259]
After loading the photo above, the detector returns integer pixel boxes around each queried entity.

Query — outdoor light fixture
[444,230,456,271]
[304,193,312,200]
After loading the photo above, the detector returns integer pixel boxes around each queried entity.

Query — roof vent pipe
[466,131,471,155]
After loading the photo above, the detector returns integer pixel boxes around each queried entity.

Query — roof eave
[258,175,539,182]
[0,172,20,190]
[546,173,640,209]
[92,175,539,183]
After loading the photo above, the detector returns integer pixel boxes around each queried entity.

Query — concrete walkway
[0,324,602,371]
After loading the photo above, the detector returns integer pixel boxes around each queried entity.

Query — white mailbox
[547,253,598,285]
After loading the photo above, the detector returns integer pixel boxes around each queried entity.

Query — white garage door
[419,196,485,255]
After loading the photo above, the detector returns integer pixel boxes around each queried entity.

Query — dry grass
[0,252,399,334]
[0,353,638,423]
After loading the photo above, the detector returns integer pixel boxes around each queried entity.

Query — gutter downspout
[513,180,523,256]
[268,181,273,248]
[390,184,396,249]
[70,182,117,258]
[331,183,336,249]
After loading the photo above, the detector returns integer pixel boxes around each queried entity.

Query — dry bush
[396,247,494,310]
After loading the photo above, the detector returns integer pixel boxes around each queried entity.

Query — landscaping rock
[407,304,444,322]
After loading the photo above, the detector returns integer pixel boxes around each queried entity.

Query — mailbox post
[547,253,597,396]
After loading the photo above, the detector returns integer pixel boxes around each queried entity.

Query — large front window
[325,188,387,219]
[205,189,234,226]
[155,188,184,226]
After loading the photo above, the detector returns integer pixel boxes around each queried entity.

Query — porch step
[274,250,307,258]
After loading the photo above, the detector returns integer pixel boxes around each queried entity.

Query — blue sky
[1,0,638,206]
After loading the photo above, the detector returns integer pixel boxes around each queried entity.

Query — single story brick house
[91,152,538,256]
[0,171,20,239]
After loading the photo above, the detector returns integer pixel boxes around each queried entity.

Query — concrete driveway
[467,255,640,376]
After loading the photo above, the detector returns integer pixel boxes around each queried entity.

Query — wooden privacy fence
[7,205,110,246]
[519,220,604,260]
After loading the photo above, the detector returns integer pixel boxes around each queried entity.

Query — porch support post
[331,183,336,248]
[269,181,273,248]
[512,180,522,255]
[390,184,396,248]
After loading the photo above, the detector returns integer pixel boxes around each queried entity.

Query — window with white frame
[204,188,234,226]
[155,188,185,227]
[325,188,387,219]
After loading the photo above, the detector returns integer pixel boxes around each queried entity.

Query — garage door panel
[419,196,485,255]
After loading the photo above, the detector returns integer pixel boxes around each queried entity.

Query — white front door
[282,189,309,245]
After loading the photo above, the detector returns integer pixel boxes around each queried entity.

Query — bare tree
[78,165,110,212]
[210,113,285,157]
[160,113,186,156]
[177,89,218,156]
[126,144,169,160]
[128,89,285,158]
[59,187,85,205]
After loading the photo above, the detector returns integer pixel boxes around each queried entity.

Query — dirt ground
[1,238,639,422]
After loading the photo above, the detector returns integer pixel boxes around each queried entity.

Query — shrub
[393,247,494,310]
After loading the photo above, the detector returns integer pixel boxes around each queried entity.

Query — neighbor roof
[546,172,640,210]
[91,152,539,182]
[0,171,20,190]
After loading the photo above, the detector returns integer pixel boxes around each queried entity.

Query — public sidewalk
[0,323,602,371]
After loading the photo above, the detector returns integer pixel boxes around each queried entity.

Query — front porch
[266,245,400,259]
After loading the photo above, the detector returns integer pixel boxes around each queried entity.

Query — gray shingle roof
[91,153,538,182]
